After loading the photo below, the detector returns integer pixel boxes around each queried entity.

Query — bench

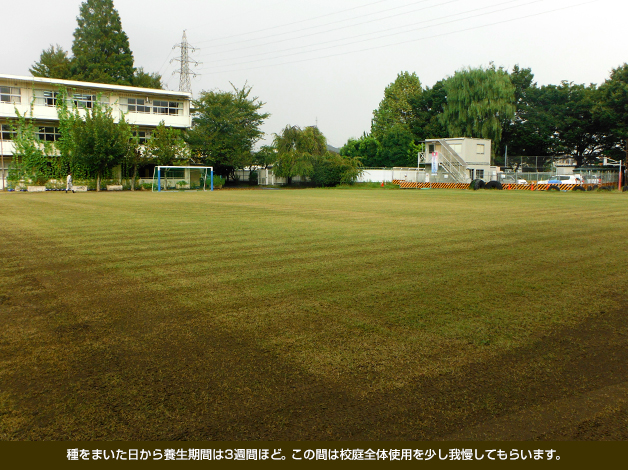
[106,185,123,191]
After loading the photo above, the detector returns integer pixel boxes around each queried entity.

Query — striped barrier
[394,181,469,189]
[393,180,618,191]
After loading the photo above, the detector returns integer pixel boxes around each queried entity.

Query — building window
[450,143,462,155]
[70,92,97,109]
[1,123,15,140]
[37,126,61,142]
[124,97,151,113]
[468,169,474,180]
[153,100,180,115]
[477,144,485,154]
[132,130,152,144]
[34,90,59,107]
[476,169,484,179]
[0,86,21,104]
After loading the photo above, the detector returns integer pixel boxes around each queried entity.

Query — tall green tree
[129,67,163,89]
[597,63,628,160]
[8,109,58,184]
[441,65,516,153]
[29,45,72,79]
[30,1,162,88]
[273,125,326,185]
[340,133,381,167]
[407,79,448,140]
[371,71,423,140]
[186,84,269,180]
[145,121,189,166]
[71,0,135,85]
[58,94,131,191]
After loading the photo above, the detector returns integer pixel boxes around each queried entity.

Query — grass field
[1,188,628,440]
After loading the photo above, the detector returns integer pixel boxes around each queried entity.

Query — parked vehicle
[538,174,584,185]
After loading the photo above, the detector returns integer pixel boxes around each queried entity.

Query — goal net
[151,166,214,192]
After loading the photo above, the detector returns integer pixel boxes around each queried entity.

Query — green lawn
[1,188,627,440]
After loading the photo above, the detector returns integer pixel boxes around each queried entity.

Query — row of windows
[2,88,183,115]
[469,169,485,179]
[121,97,182,115]
[1,124,61,141]
[2,124,154,144]
[33,90,109,109]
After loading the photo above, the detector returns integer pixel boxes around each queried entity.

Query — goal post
[151,166,214,192]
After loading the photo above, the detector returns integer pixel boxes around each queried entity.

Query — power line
[201,0,528,67]
[197,0,462,58]
[194,0,392,45]
[199,0,597,75]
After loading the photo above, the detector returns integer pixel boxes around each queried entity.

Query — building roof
[0,74,191,100]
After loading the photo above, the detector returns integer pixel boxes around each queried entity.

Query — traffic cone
[381,181,385,187]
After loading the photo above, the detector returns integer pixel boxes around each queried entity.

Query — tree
[253,145,277,169]
[597,63,628,160]
[441,65,516,153]
[378,125,421,167]
[545,82,602,167]
[8,109,58,185]
[30,1,162,88]
[124,131,142,191]
[407,79,448,140]
[145,122,189,166]
[498,65,548,163]
[186,84,269,180]
[29,45,72,79]
[340,133,381,167]
[143,122,189,189]
[58,94,132,191]
[130,68,163,89]
[71,0,135,85]
[273,125,326,185]
[371,71,423,140]
[311,151,362,187]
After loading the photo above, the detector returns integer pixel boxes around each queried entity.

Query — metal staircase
[436,139,469,183]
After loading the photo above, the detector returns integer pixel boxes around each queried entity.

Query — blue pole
[157,167,161,192]
[211,169,214,191]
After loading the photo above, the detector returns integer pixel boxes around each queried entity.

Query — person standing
[66,172,73,193]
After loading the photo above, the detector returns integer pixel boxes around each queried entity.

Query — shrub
[33,173,48,186]
[201,174,226,189]
[311,152,362,187]
[249,170,258,185]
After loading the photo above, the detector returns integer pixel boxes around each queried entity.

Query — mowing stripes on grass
[1,189,627,439]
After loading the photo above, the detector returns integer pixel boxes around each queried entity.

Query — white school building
[0,74,192,189]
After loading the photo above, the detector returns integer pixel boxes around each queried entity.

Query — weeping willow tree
[441,65,516,153]
[273,125,326,185]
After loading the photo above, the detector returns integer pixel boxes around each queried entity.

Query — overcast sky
[4,0,627,148]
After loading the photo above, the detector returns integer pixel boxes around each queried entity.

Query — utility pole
[171,30,200,94]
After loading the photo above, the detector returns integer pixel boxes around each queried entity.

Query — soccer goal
[151,166,214,192]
